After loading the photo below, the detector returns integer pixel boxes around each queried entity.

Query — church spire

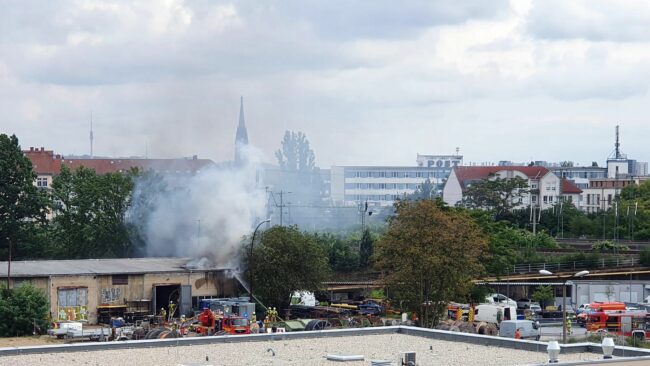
[234,96,249,165]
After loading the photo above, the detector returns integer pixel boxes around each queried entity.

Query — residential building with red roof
[24,147,215,190]
[443,165,583,210]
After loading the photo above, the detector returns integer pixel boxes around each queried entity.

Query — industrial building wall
[573,281,648,305]
[41,271,236,324]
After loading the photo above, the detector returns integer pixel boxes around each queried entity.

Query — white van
[499,320,541,341]
[485,293,517,307]
[475,304,518,325]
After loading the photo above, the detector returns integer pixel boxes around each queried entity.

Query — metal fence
[512,257,641,274]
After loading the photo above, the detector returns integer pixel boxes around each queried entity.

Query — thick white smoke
[127,147,267,267]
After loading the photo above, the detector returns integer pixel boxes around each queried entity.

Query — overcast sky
[2,0,650,168]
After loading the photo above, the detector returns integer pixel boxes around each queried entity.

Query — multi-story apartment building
[330,154,463,207]
[24,147,215,189]
[551,166,608,190]
[581,177,650,213]
[442,166,582,209]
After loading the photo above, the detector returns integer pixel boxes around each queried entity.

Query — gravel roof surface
[0,333,607,366]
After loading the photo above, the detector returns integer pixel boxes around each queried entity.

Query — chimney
[30,147,34,151]
[40,147,44,152]
[55,154,61,159]
[193,155,198,160]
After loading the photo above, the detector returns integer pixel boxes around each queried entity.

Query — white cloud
[1,0,650,168]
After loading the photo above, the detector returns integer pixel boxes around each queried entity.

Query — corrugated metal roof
[0,257,230,277]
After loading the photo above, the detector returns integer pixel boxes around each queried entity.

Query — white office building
[330,155,463,207]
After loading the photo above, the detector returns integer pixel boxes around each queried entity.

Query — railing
[512,257,641,274]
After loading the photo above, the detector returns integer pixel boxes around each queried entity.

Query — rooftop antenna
[455,146,460,155]
[615,125,621,159]
[90,112,94,159]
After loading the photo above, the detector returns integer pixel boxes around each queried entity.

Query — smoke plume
[127,147,267,267]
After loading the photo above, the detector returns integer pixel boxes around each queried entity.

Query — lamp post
[539,269,589,343]
[249,219,271,303]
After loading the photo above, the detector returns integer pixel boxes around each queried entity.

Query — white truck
[474,304,518,325]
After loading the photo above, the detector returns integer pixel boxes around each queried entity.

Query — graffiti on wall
[101,288,122,303]
[57,306,88,321]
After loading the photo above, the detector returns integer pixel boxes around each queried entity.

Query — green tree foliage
[532,285,555,309]
[0,134,48,263]
[49,166,136,258]
[640,248,650,266]
[591,240,629,253]
[470,210,558,276]
[0,284,49,336]
[359,228,374,268]
[620,181,650,240]
[249,226,329,311]
[375,200,487,327]
[462,176,529,217]
[312,232,359,272]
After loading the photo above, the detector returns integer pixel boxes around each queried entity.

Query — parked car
[517,298,535,309]
[499,320,541,341]
[358,304,384,315]
[485,293,517,307]
[529,304,542,314]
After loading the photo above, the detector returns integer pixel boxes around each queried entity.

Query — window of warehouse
[112,275,128,285]
[57,287,88,321]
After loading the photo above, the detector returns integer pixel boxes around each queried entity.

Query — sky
[2,0,650,168]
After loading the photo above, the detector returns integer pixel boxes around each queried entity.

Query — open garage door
[153,285,180,317]
[180,285,192,317]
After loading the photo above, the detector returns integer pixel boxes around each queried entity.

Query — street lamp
[249,219,271,303]
[539,269,589,343]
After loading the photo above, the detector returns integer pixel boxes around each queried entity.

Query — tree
[405,178,436,200]
[462,176,529,216]
[0,283,49,336]
[248,226,329,311]
[273,131,326,228]
[275,131,315,172]
[374,200,488,327]
[313,233,359,273]
[532,285,554,309]
[0,134,48,281]
[359,228,374,268]
[49,166,136,258]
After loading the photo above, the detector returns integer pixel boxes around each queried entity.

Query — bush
[0,284,49,337]
[640,248,650,266]
[584,252,602,269]
[592,240,629,253]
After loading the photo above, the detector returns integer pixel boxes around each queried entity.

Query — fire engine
[577,302,626,327]
[586,310,650,339]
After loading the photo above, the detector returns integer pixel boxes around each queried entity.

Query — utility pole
[530,204,539,235]
[276,190,291,226]
[90,112,94,159]
[280,190,284,226]
[614,201,619,243]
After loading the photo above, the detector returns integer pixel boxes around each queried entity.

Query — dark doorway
[153,285,180,317]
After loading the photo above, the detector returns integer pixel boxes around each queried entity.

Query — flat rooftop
[0,332,605,366]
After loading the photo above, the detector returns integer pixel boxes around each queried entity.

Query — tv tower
[90,112,94,159]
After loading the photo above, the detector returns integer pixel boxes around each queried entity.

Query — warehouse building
[0,257,238,324]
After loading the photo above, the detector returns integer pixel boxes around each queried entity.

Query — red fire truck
[586,310,650,339]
